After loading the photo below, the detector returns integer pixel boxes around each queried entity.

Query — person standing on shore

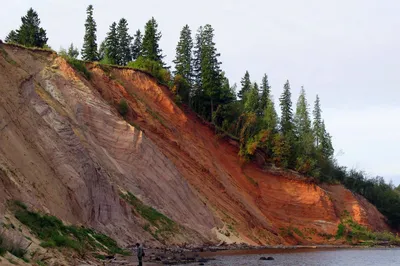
[136,242,145,266]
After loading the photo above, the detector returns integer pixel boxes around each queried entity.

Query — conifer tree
[199,24,222,120]
[279,80,296,168]
[192,26,203,100]
[173,25,193,83]
[295,87,312,138]
[5,30,18,43]
[244,82,259,113]
[142,17,164,64]
[320,120,334,158]
[279,80,294,134]
[294,87,315,173]
[67,43,79,58]
[220,72,236,104]
[259,74,271,114]
[117,18,133,65]
[313,95,323,147]
[238,71,251,99]
[263,96,278,133]
[6,8,48,47]
[98,40,106,61]
[104,22,119,64]
[131,30,142,60]
[81,5,98,61]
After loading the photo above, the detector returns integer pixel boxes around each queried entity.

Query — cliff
[0,43,389,250]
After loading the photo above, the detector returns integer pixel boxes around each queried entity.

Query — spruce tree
[295,87,312,138]
[6,8,48,47]
[173,25,193,83]
[142,17,164,64]
[131,30,142,60]
[279,80,296,168]
[294,87,315,173]
[191,25,225,120]
[244,82,259,113]
[263,96,278,132]
[313,95,323,147]
[5,30,18,43]
[192,26,203,97]
[199,24,222,120]
[117,18,133,65]
[191,26,204,112]
[279,80,294,134]
[238,71,251,99]
[81,5,98,61]
[320,120,334,158]
[259,74,271,114]
[104,22,119,64]
[98,40,106,61]
[67,43,79,58]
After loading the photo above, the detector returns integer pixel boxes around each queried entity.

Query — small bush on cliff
[118,98,128,116]
[127,56,171,85]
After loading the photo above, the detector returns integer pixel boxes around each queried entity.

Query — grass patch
[120,192,179,241]
[11,201,127,256]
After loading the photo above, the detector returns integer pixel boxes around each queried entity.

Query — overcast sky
[2,0,399,184]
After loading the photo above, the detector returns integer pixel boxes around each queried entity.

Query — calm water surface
[183,248,400,266]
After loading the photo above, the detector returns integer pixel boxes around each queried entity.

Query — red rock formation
[0,43,389,247]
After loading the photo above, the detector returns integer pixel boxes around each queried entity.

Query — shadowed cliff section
[0,43,390,247]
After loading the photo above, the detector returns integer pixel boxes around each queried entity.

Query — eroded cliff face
[0,44,389,247]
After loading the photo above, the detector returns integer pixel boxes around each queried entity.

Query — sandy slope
[0,43,389,248]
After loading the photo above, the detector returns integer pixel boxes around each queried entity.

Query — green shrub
[67,58,91,80]
[336,223,346,239]
[127,57,171,85]
[118,99,128,116]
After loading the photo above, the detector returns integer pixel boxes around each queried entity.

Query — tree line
[4,6,400,229]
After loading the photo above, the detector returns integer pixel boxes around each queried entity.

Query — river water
[183,248,400,266]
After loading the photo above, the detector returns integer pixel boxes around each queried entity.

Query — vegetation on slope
[120,192,179,242]
[11,201,128,256]
[335,211,400,246]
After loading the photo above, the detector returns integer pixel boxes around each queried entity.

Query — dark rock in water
[260,256,275,260]
[199,264,205,266]
[198,258,208,263]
